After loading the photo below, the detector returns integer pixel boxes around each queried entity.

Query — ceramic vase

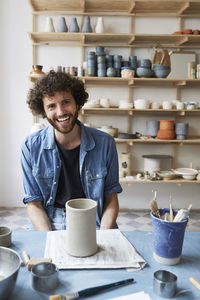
[44,17,55,32]
[57,17,68,32]
[121,152,131,176]
[65,198,97,257]
[69,17,80,32]
[157,120,175,140]
[82,16,92,32]
[175,123,189,140]
[95,17,105,33]
[146,120,160,138]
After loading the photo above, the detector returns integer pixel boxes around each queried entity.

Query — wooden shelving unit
[28,0,200,185]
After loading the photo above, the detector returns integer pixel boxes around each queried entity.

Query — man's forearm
[100,193,119,230]
[27,201,52,231]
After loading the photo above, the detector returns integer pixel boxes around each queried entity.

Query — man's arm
[100,193,119,230]
[27,201,52,231]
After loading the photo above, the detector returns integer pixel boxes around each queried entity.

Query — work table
[10,230,200,299]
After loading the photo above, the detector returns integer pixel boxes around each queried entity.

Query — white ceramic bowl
[157,170,176,180]
[174,168,198,180]
[134,99,149,109]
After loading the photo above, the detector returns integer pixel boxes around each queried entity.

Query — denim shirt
[21,121,122,227]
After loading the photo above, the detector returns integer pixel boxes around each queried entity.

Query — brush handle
[78,278,134,298]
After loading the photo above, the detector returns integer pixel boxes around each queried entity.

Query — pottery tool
[169,195,174,221]
[173,204,192,222]
[149,190,160,218]
[189,277,200,291]
[22,250,52,271]
[49,278,134,300]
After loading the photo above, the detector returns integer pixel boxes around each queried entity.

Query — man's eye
[48,104,55,109]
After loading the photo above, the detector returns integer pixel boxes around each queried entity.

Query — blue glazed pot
[136,67,152,78]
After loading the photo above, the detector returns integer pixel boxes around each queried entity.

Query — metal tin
[153,270,177,298]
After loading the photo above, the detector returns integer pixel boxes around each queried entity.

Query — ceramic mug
[151,102,160,109]
[66,198,97,257]
[162,101,172,110]
[176,102,184,110]
[100,98,110,108]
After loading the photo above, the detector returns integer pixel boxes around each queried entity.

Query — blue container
[151,208,188,265]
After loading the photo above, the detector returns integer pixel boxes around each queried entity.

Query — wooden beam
[80,0,85,12]
[28,0,36,11]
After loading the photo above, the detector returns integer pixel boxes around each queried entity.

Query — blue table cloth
[10,231,200,299]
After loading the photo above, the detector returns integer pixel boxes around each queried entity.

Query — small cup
[151,101,160,109]
[32,262,59,292]
[176,102,184,110]
[100,98,110,108]
[0,226,12,247]
[162,101,172,110]
[153,270,177,298]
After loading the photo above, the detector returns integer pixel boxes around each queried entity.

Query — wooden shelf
[115,136,200,145]
[81,107,200,116]
[28,32,200,48]
[120,178,200,184]
[29,0,200,16]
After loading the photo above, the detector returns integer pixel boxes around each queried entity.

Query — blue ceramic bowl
[136,67,152,78]
[138,59,152,68]
[154,68,170,78]
[153,64,170,70]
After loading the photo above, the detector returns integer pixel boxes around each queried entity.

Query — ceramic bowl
[137,59,152,68]
[153,64,171,78]
[157,170,176,180]
[136,67,152,78]
[174,168,198,180]
[134,99,150,109]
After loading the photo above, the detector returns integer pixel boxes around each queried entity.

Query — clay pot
[65,199,97,257]
[157,120,175,140]
[82,16,92,32]
[159,120,175,130]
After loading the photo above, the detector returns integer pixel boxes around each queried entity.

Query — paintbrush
[22,251,52,271]
[49,278,134,300]
[149,190,160,218]
[169,194,174,222]
[173,204,192,222]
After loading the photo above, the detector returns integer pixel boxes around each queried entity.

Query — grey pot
[97,69,106,77]
[146,120,160,137]
[69,17,80,32]
[57,17,68,32]
[175,123,188,139]
[82,16,92,33]
[175,123,188,134]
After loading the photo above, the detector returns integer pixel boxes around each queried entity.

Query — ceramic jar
[69,17,80,32]
[157,120,175,140]
[57,17,68,32]
[175,123,189,140]
[95,17,105,33]
[121,152,131,176]
[146,120,160,138]
[44,17,55,32]
[66,199,97,257]
[82,16,92,32]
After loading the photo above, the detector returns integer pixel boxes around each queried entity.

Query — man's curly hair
[27,71,89,117]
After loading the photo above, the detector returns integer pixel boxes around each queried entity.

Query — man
[21,70,122,231]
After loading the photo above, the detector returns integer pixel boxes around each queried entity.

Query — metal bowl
[0,226,12,247]
[0,247,21,300]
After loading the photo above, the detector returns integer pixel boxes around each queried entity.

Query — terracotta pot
[159,120,175,130]
[157,129,175,140]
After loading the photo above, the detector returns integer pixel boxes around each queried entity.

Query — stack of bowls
[153,64,171,78]
[136,59,152,78]
[129,56,137,69]
[96,47,106,77]
[113,55,122,77]
[87,51,96,76]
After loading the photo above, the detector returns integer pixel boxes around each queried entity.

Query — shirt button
[54,182,57,185]
[57,165,59,168]
[96,174,99,177]
[50,197,53,200]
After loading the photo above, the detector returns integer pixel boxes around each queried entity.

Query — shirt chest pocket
[32,166,54,194]
[86,167,107,182]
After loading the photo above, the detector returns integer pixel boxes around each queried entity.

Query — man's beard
[46,110,79,134]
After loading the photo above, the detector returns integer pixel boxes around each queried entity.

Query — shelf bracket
[128,79,134,85]
[178,111,185,116]
[176,36,189,46]
[128,36,135,45]
[176,80,186,86]
[176,2,190,15]
[129,1,136,13]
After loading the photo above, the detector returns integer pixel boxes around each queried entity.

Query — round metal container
[31,262,59,292]
[0,247,21,300]
[0,226,12,247]
[153,270,177,298]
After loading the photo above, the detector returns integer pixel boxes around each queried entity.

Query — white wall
[0,0,200,210]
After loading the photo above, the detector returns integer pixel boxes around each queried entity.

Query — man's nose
[57,104,65,116]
